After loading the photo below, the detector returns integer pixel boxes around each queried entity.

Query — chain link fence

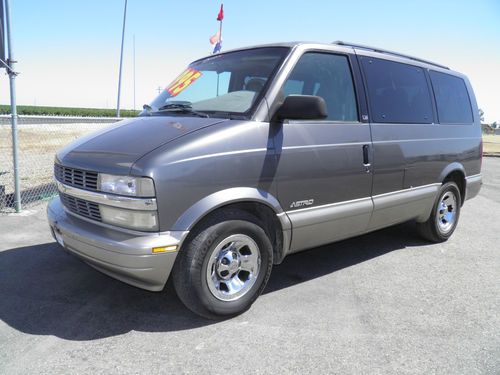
[0,115,121,213]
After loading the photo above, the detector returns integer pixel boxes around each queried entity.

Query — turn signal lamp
[152,245,178,253]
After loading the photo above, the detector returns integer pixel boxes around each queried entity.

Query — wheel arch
[173,188,291,264]
[438,163,466,205]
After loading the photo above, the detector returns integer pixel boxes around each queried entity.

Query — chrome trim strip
[284,183,441,215]
[466,173,482,181]
[371,183,441,199]
[285,195,371,215]
[57,181,157,211]
[370,184,439,224]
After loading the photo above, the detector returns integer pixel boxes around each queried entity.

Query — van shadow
[265,221,427,294]
[0,221,427,341]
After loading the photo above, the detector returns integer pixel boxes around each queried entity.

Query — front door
[273,51,373,252]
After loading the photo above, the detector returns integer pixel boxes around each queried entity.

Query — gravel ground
[0,158,498,374]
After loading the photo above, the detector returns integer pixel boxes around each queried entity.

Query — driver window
[283,53,358,122]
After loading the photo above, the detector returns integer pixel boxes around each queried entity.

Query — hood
[56,116,226,174]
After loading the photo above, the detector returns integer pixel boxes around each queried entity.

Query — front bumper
[47,197,188,291]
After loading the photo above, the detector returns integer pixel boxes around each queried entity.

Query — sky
[0,0,499,122]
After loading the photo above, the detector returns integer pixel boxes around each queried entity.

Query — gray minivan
[48,41,482,318]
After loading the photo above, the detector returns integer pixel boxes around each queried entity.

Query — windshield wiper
[199,110,247,120]
[157,102,209,118]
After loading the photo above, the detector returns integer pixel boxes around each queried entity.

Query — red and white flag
[209,30,221,45]
[216,4,224,21]
[210,4,224,54]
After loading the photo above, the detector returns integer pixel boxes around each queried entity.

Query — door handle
[362,144,371,172]
[363,145,370,165]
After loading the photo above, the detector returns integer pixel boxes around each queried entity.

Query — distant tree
[478,108,485,123]
[492,121,498,129]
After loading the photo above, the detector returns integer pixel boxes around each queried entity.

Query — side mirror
[273,95,328,121]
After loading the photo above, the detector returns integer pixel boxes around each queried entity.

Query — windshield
[141,47,289,118]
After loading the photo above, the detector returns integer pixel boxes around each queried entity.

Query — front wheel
[417,181,461,242]
[172,210,273,319]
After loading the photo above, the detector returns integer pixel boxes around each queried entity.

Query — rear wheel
[172,210,273,319]
[417,181,461,242]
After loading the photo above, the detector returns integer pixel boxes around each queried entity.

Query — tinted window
[283,53,358,122]
[362,57,433,124]
[430,71,473,124]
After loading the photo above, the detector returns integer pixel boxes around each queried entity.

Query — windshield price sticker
[166,68,202,97]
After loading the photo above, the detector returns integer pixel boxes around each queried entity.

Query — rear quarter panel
[371,122,481,192]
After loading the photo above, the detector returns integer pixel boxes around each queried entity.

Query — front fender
[171,187,290,232]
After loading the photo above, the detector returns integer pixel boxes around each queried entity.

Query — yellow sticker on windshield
[166,68,202,97]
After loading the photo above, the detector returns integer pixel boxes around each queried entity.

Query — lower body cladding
[47,197,188,291]
[285,181,468,253]
[286,175,482,253]
[465,174,482,200]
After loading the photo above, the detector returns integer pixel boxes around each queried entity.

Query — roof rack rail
[332,40,449,70]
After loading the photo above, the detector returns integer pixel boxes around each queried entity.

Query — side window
[283,79,304,97]
[282,53,358,122]
[429,71,473,124]
[361,57,433,124]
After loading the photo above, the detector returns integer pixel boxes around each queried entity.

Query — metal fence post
[5,0,20,212]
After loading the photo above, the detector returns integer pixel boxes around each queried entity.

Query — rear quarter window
[429,71,473,124]
[361,57,433,124]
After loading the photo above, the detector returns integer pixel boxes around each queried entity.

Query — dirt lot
[483,134,500,154]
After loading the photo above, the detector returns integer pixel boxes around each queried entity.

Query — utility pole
[116,0,127,117]
[3,0,20,212]
[157,86,162,95]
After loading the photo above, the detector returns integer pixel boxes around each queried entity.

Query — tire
[172,209,273,319]
[417,181,461,242]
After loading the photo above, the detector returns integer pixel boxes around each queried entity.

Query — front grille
[60,193,102,222]
[54,164,98,191]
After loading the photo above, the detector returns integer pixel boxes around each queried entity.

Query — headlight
[100,205,159,231]
[99,174,155,197]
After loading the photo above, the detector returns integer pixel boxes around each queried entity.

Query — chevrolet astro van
[48,41,482,318]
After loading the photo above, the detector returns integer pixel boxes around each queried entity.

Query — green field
[0,104,139,118]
